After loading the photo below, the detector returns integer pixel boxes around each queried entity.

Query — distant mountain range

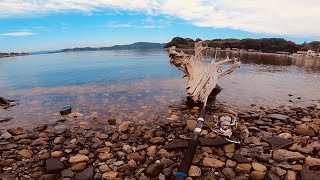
[32,42,166,55]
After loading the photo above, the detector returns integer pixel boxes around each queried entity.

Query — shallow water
[1,50,320,130]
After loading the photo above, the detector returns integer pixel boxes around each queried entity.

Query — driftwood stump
[168,41,241,107]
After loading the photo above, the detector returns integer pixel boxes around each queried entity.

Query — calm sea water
[1,50,320,129]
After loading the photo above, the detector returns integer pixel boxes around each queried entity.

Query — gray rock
[264,136,294,150]
[61,169,75,177]
[301,166,320,180]
[222,168,236,180]
[265,171,281,180]
[232,153,250,163]
[267,114,289,121]
[38,174,57,180]
[75,166,94,180]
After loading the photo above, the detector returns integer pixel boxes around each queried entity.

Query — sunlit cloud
[0,0,319,37]
[0,31,35,37]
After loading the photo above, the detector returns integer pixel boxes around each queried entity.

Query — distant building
[225,48,231,51]
[248,49,255,52]
[231,48,239,51]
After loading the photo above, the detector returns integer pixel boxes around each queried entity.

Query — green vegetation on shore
[165,37,320,54]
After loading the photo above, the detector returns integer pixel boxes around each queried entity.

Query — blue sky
[0,0,319,52]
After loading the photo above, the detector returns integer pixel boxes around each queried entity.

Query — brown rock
[118,121,131,132]
[70,154,89,163]
[18,149,33,158]
[71,162,87,171]
[145,163,164,178]
[127,152,144,162]
[51,151,63,158]
[186,120,197,131]
[294,123,318,136]
[188,165,201,177]
[31,138,48,146]
[7,127,25,136]
[203,157,225,168]
[235,163,252,173]
[251,171,266,180]
[291,165,302,171]
[202,147,213,153]
[99,164,110,173]
[149,137,165,144]
[252,162,266,172]
[271,166,286,177]
[304,156,320,166]
[226,159,237,167]
[273,149,305,162]
[98,153,114,161]
[102,171,118,179]
[284,170,296,180]
[224,144,235,153]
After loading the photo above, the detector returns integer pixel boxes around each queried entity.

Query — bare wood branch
[218,58,241,78]
[167,41,241,104]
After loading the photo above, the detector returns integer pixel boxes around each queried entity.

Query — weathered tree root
[168,41,241,106]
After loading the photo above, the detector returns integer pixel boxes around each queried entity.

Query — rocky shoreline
[1,103,320,180]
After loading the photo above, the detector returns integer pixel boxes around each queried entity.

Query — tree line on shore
[165,37,320,54]
[0,52,29,58]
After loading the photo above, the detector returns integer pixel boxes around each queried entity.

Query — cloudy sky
[0,0,319,52]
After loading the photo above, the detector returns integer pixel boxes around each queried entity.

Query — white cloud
[0,31,35,37]
[0,0,319,37]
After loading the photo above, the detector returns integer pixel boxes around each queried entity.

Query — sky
[0,0,320,52]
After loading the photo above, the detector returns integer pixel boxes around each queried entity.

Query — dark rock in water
[75,166,94,180]
[0,117,13,123]
[0,97,10,106]
[232,153,250,163]
[145,163,164,178]
[46,158,65,173]
[38,174,57,180]
[301,166,320,180]
[264,136,294,150]
[7,127,25,136]
[199,137,230,147]
[0,173,16,180]
[265,171,281,180]
[266,114,289,121]
[60,106,72,115]
[163,139,188,150]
